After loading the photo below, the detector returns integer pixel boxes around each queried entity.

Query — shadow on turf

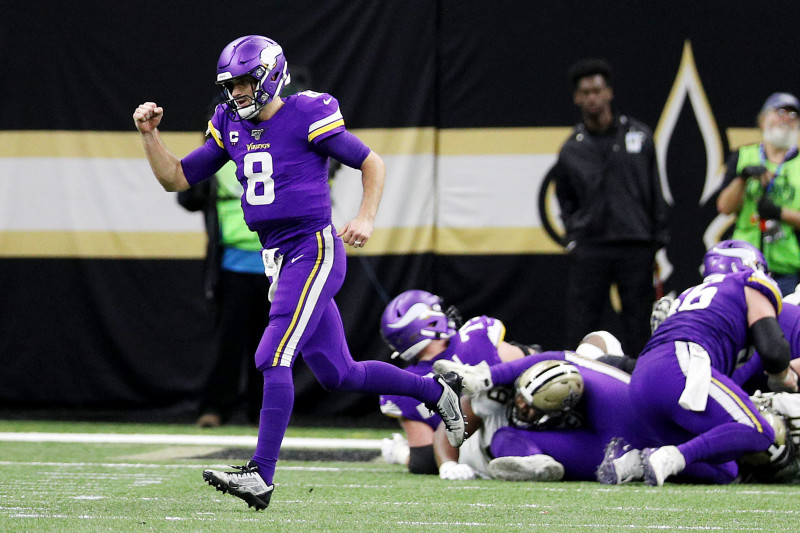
[192,447,381,463]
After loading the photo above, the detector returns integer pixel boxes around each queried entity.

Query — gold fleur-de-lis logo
[655,40,724,209]
[654,40,731,285]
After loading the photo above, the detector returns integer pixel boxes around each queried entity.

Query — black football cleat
[426,372,466,447]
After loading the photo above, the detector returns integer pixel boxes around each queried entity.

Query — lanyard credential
[759,143,799,193]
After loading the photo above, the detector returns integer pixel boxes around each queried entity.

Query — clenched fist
[133,102,164,134]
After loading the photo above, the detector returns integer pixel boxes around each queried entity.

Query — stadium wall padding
[1,1,799,422]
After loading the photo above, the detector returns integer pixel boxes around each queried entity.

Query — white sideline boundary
[0,432,382,449]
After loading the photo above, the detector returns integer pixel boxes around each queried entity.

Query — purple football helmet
[216,35,290,121]
[702,239,768,276]
[381,290,456,361]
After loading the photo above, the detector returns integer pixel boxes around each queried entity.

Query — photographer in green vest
[718,92,800,295]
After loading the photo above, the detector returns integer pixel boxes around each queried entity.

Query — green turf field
[0,420,796,532]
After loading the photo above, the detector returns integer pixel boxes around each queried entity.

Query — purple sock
[304,350,443,405]
[251,366,294,485]
[678,421,774,465]
[358,360,442,404]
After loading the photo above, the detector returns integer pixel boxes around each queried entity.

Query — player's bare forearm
[358,151,385,222]
[433,396,482,467]
[432,423,459,467]
[338,151,384,247]
[139,131,190,192]
[133,102,190,192]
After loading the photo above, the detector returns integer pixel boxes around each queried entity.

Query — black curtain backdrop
[2,1,800,424]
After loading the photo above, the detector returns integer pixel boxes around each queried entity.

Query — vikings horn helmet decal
[380,290,456,361]
[701,239,768,276]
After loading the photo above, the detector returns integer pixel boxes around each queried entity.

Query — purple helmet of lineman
[380,290,455,361]
[701,239,768,277]
[216,35,290,121]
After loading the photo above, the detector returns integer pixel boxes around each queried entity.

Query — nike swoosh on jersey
[323,97,332,105]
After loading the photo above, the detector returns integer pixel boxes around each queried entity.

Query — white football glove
[381,433,410,465]
[439,460,477,480]
[766,391,800,445]
[783,283,800,306]
[650,295,675,333]
[432,360,492,396]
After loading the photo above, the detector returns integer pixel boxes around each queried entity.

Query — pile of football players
[379,239,800,486]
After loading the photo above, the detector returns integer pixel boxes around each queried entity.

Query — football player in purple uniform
[433,350,659,482]
[648,241,800,395]
[133,35,466,510]
[606,240,800,484]
[605,267,798,486]
[678,241,800,484]
[378,290,535,474]
[702,243,800,392]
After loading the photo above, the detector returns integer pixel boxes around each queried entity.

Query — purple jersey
[185,91,351,248]
[642,269,782,376]
[379,316,507,429]
[629,270,781,475]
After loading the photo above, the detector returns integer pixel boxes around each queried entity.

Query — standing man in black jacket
[546,59,668,356]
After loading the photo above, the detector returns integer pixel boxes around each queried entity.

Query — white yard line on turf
[0,432,382,449]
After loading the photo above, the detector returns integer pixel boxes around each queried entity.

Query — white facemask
[764,124,799,150]
[236,103,261,120]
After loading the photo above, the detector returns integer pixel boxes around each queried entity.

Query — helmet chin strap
[232,90,267,120]
[237,103,261,120]
[222,89,264,122]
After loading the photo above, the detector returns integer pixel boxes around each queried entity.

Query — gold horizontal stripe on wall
[435,227,563,255]
[0,227,564,258]
[0,131,203,158]
[438,127,573,155]
[0,127,577,158]
[1,127,756,158]
[725,128,761,150]
[355,128,435,155]
[0,231,206,258]
[0,129,437,158]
